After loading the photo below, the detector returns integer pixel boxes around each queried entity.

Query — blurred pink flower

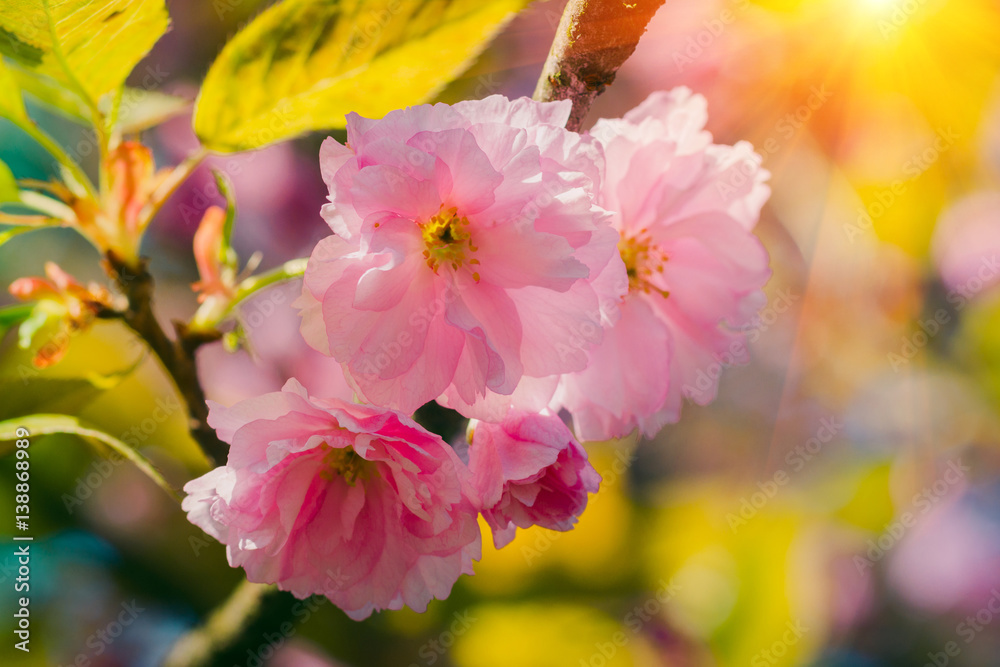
[268,641,350,667]
[297,96,627,416]
[553,89,771,440]
[468,411,600,548]
[151,102,327,258]
[183,379,481,619]
[196,281,355,406]
[932,192,1000,303]
[889,489,1000,615]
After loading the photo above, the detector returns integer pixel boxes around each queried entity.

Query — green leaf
[194,0,532,152]
[116,88,191,134]
[9,60,90,122]
[16,303,55,351]
[0,304,33,339]
[0,414,181,502]
[0,225,36,248]
[0,57,29,122]
[9,62,190,132]
[0,160,17,203]
[0,0,169,106]
[0,304,33,328]
[0,376,108,421]
[0,351,143,421]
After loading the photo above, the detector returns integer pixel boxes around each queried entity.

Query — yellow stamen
[419,207,480,279]
[619,230,669,299]
[317,443,371,485]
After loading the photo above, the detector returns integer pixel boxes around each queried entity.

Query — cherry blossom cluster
[183,89,771,619]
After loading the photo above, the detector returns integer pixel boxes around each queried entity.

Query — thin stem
[188,258,309,333]
[104,252,228,465]
[11,413,182,504]
[0,214,50,226]
[138,146,210,230]
[533,0,666,131]
[162,580,276,667]
[18,190,76,221]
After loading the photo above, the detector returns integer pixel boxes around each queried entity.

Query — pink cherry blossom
[296,96,627,417]
[467,411,601,548]
[182,379,481,619]
[932,192,1000,302]
[553,88,772,441]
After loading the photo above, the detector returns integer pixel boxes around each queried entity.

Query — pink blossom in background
[553,88,772,441]
[932,192,1000,302]
[468,411,600,548]
[182,379,481,619]
[889,490,1000,615]
[152,100,327,258]
[196,281,355,406]
[297,96,627,417]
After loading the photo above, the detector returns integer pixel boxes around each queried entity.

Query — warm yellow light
[858,0,895,11]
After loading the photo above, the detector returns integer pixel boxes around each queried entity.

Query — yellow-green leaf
[0,376,106,421]
[0,304,33,339]
[116,88,191,133]
[0,0,169,106]
[0,225,36,248]
[8,62,190,132]
[0,160,17,202]
[0,414,181,502]
[0,57,29,122]
[9,60,91,122]
[195,0,532,152]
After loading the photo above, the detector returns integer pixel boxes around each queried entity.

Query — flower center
[420,207,481,282]
[619,230,669,299]
[318,443,371,485]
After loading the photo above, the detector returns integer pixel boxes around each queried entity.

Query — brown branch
[533,0,666,132]
[104,252,228,465]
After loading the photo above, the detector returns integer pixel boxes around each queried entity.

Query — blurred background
[3,0,1000,665]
